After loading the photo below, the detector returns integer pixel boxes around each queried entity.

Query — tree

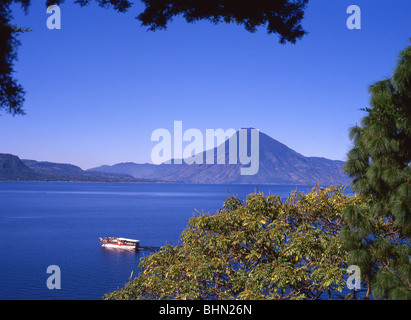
[48,0,309,44]
[0,0,29,116]
[1,0,309,115]
[136,0,309,44]
[343,44,411,300]
[104,186,364,300]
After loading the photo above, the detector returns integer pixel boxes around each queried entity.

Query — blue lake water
[0,182,321,300]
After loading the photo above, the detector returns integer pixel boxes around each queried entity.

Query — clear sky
[1,0,411,169]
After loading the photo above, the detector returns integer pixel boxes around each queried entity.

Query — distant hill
[21,159,141,182]
[0,154,40,181]
[89,129,351,186]
[0,154,149,182]
[90,162,163,180]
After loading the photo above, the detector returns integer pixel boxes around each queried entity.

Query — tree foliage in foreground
[105,186,365,300]
[2,0,309,115]
[343,44,411,300]
[48,0,309,44]
[0,0,28,116]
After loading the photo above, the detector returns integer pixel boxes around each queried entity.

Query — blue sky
[1,0,411,169]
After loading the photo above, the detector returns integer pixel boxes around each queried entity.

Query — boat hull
[101,243,137,250]
[99,237,140,251]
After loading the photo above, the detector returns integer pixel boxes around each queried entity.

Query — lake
[0,182,317,300]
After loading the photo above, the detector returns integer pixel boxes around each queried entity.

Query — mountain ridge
[89,130,351,185]
[0,154,153,182]
[0,130,350,185]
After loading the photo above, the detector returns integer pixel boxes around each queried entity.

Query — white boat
[99,237,140,250]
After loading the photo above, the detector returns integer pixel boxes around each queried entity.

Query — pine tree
[343,44,411,300]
